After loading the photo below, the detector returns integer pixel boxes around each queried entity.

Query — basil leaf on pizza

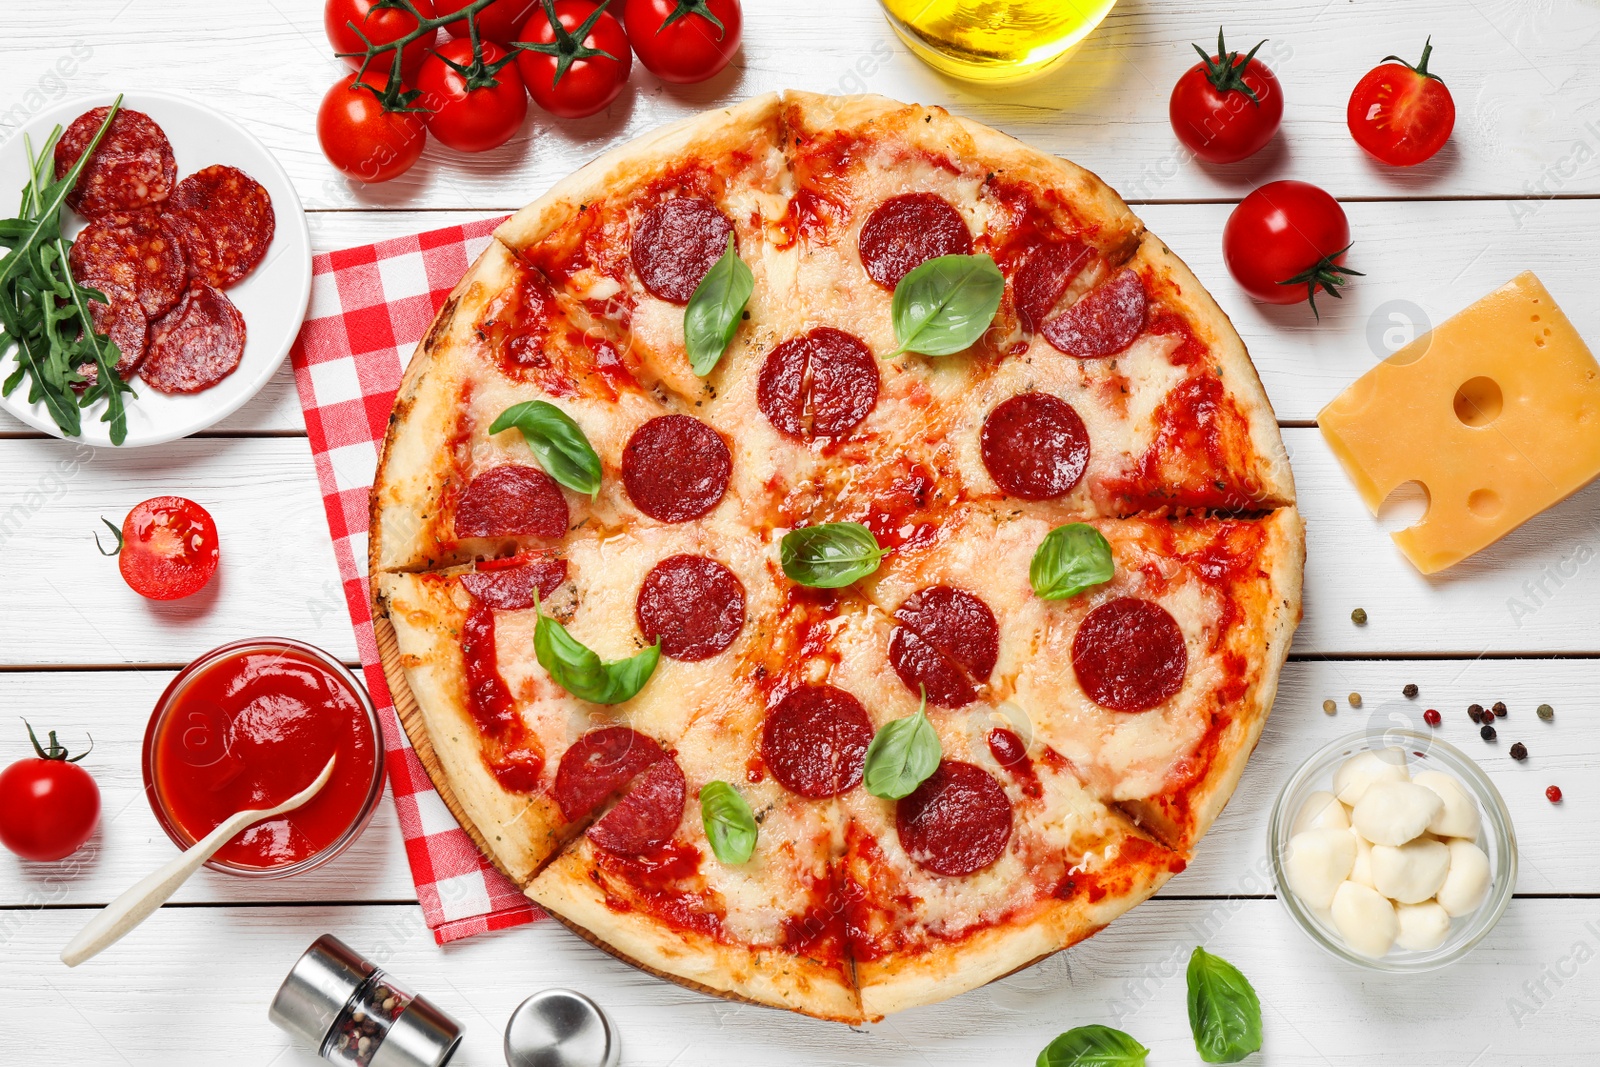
[1036,1025,1149,1067]
[490,401,603,500]
[863,688,940,799]
[780,522,888,588]
[699,780,758,864]
[685,233,754,377]
[1030,523,1115,600]
[889,253,1005,357]
[1186,947,1262,1063]
[533,596,660,704]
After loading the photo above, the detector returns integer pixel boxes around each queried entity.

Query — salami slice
[760,685,874,799]
[554,726,667,821]
[70,211,188,319]
[757,327,879,438]
[1013,237,1092,333]
[455,465,570,540]
[460,555,568,610]
[631,196,735,304]
[857,193,972,289]
[587,756,686,855]
[76,296,148,388]
[635,554,745,661]
[621,415,731,523]
[1072,597,1188,712]
[53,107,176,217]
[1041,268,1148,359]
[167,165,276,289]
[896,760,1013,876]
[139,281,245,394]
[980,392,1090,500]
[888,585,999,708]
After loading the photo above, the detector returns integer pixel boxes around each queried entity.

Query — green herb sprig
[490,400,603,498]
[779,522,887,589]
[684,233,752,376]
[699,780,757,864]
[532,592,660,704]
[1186,946,1262,1063]
[862,687,940,799]
[1029,523,1115,601]
[888,253,1005,358]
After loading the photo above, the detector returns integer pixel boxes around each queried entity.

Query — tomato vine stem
[333,0,502,112]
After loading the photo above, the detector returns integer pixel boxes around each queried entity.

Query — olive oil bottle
[879,0,1119,83]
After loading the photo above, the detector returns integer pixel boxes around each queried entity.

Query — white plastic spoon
[61,754,337,967]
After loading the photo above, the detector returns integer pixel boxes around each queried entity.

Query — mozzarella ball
[1371,837,1452,904]
[1352,781,1444,846]
[1332,881,1399,957]
[1284,828,1358,910]
[1333,748,1410,805]
[1294,790,1351,833]
[1435,839,1492,917]
[1414,770,1481,840]
[1395,901,1452,952]
[1350,831,1375,888]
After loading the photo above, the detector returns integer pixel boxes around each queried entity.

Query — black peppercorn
[1468,703,1484,723]
[1481,724,1497,741]
[1510,742,1528,761]
[1492,701,1507,717]
[1402,683,1418,698]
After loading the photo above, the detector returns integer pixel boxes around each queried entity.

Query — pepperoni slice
[1013,238,1092,333]
[455,465,570,539]
[53,107,176,217]
[461,556,568,610]
[888,586,999,708]
[630,196,735,304]
[857,193,972,289]
[621,415,731,523]
[587,756,686,855]
[896,760,1013,876]
[1072,597,1188,712]
[140,281,245,394]
[76,297,148,387]
[761,685,874,799]
[1042,269,1148,359]
[167,165,277,290]
[757,327,879,438]
[69,211,188,319]
[635,554,745,661]
[980,392,1090,500]
[554,726,667,821]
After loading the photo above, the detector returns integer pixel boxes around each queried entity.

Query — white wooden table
[4,2,1599,1063]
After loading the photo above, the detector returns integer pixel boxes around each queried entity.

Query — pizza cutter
[503,989,619,1067]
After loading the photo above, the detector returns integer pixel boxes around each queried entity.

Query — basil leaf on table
[1186,946,1263,1064]
[489,400,603,499]
[863,688,940,800]
[1029,523,1115,600]
[888,253,1005,357]
[780,522,888,589]
[684,233,753,377]
[1036,1025,1149,1067]
[699,780,758,865]
[533,595,660,705]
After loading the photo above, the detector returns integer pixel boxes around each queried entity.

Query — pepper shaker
[504,989,619,1067]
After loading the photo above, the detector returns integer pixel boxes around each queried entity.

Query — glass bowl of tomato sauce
[142,638,384,878]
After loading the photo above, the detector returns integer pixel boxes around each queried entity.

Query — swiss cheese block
[1318,272,1600,574]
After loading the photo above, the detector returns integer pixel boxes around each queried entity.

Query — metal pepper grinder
[503,989,620,1067]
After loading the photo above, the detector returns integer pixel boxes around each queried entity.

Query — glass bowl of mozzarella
[1268,729,1516,971]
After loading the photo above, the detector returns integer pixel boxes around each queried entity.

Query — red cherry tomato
[516,1,633,118]
[324,0,439,78]
[1168,29,1283,164]
[0,723,100,863]
[1222,180,1362,315]
[318,72,429,183]
[1348,38,1456,167]
[624,0,741,85]
[416,38,529,152]
[436,0,542,45]
[109,496,220,601]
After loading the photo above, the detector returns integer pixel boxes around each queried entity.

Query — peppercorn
[1493,701,1507,717]
[1351,607,1368,625]
[1468,703,1484,723]
[1538,703,1555,721]
[1547,785,1563,803]
[1424,708,1441,727]
[1482,706,1496,723]
[1510,742,1528,761]
[1480,724,1497,741]
[1402,683,1418,699]
[1348,692,1362,708]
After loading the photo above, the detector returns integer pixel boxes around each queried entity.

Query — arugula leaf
[1029,523,1115,600]
[779,522,887,589]
[888,253,1005,358]
[1036,1025,1149,1067]
[1186,946,1263,1064]
[699,780,757,864]
[684,233,752,377]
[532,593,660,704]
[490,400,602,499]
[862,687,940,799]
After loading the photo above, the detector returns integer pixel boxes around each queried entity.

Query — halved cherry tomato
[1168,29,1283,164]
[516,1,633,119]
[1222,180,1363,316]
[624,0,741,85]
[436,0,542,45]
[104,496,220,601]
[324,0,439,78]
[0,723,100,863]
[1348,38,1455,167]
[416,38,529,152]
[318,72,429,183]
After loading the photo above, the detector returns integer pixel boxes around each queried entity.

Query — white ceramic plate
[0,92,312,447]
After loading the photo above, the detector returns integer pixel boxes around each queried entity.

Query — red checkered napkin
[290,215,539,945]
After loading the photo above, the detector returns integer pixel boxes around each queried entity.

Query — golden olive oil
[880,0,1118,83]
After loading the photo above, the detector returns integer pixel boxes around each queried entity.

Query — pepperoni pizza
[371,92,1303,1023]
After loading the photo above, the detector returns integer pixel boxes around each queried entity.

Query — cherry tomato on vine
[416,38,529,152]
[515,1,633,118]
[1222,180,1363,316]
[624,0,741,85]
[318,72,428,183]
[0,722,100,863]
[324,0,439,79]
[1348,38,1455,167]
[436,0,541,45]
[1169,28,1283,165]
[99,496,220,601]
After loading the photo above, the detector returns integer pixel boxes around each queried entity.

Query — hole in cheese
[1467,488,1502,518]
[1453,376,1503,427]
[1376,480,1431,533]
